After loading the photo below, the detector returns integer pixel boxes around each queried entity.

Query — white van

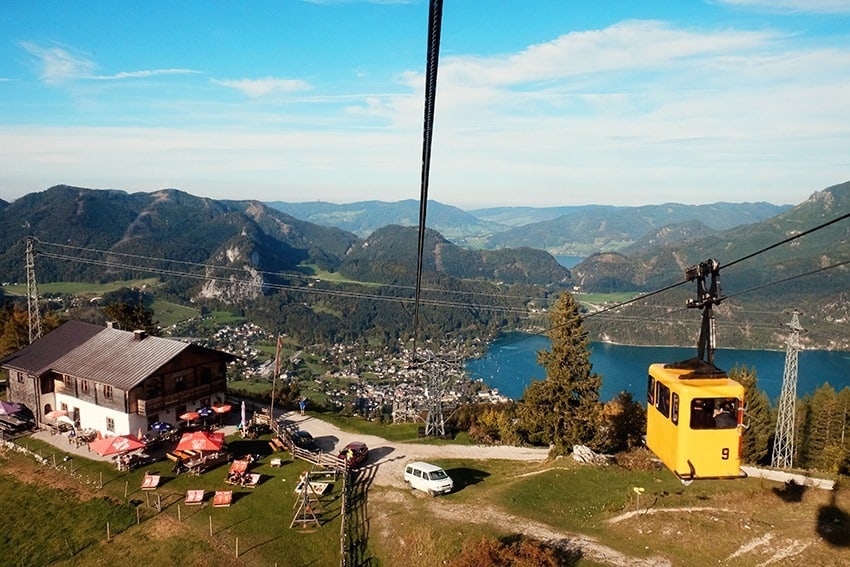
[404,461,454,496]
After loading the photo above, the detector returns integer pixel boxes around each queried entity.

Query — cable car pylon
[771,310,805,470]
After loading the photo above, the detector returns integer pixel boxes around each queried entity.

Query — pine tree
[516,292,601,454]
[101,301,159,336]
[730,366,774,465]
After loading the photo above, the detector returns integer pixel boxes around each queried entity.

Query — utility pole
[771,310,805,469]
[26,237,42,343]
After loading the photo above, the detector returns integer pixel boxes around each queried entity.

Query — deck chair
[184,489,204,505]
[243,473,261,488]
[141,473,161,490]
[213,490,232,507]
[226,459,249,485]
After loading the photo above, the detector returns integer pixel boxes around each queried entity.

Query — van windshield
[428,469,448,480]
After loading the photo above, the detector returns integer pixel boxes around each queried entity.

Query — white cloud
[717,0,850,13]
[20,41,96,84]
[93,69,201,80]
[5,21,849,208]
[19,41,201,85]
[435,21,779,89]
[213,77,313,98]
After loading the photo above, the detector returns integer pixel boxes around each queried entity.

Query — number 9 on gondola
[646,362,746,482]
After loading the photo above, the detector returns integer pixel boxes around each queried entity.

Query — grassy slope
[4,425,849,567]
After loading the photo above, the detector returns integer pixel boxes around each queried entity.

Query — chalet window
[175,375,186,391]
[200,367,212,384]
[63,376,72,387]
[106,417,115,432]
[103,385,113,400]
[145,379,162,398]
[81,380,90,394]
[60,402,68,412]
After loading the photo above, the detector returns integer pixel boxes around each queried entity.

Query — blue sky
[1,0,849,208]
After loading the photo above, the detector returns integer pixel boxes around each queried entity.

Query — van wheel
[428,490,436,497]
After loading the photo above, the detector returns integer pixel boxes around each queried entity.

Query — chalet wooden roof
[1,320,236,391]
[0,320,103,374]
[51,327,195,390]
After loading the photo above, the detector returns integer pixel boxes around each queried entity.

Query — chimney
[106,321,115,329]
[133,329,147,341]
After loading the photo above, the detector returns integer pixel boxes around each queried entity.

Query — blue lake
[466,333,850,403]
[553,255,584,268]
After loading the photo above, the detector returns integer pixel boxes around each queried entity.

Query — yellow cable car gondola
[645,259,747,482]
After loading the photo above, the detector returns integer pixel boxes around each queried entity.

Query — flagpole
[270,335,281,424]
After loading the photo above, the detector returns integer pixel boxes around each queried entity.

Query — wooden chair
[184,489,204,505]
[141,473,161,490]
[213,490,232,507]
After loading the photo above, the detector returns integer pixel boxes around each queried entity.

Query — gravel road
[285,413,550,488]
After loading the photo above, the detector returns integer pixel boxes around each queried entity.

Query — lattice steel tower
[771,310,805,469]
[420,350,446,437]
[26,237,43,343]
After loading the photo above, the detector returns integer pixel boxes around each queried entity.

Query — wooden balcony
[137,380,226,416]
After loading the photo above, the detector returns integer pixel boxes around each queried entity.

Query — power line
[34,238,556,306]
[35,250,535,316]
[25,210,850,342]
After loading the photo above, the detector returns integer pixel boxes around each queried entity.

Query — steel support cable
[594,261,850,360]
[572,211,850,325]
[718,258,850,302]
[412,0,444,361]
[523,212,850,344]
[723,211,850,271]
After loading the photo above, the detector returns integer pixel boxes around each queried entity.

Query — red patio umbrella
[175,430,225,452]
[45,409,68,420]
[89,434,144,456]
[212,403,232,426]
[179,411,200,425]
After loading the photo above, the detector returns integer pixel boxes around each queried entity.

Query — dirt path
[294,414,677,566]
[422,498,671,567]
[287,413,550,488]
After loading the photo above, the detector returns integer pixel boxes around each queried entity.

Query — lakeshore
[466,333,850,402]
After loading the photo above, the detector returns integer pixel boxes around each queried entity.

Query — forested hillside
[338,225,570,286]
[0,185,564,347]
[576,182,850,350]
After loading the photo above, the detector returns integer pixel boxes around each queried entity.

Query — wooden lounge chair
[213,490,232,507]
[226,459,250,485]
[294,479,330,495]
[184,489,204,505]
[243,473,261,488]
[141,473,161,490]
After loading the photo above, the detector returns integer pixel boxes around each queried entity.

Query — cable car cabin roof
[649,360,739,385]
